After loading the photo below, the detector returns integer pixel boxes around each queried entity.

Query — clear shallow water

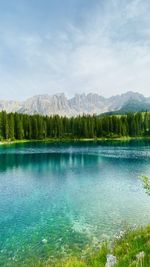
[0,140,150,266]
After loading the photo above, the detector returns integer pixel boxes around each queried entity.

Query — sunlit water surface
[0,140,150,266]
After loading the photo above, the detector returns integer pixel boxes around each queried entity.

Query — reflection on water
[0,152,99,173]
[0,140,150,266]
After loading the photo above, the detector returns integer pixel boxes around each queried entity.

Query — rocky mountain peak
[0,91,149,116]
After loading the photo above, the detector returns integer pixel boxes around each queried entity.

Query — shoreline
[0,136,150,146]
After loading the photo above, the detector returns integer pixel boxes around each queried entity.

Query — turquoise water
[1,140,150,266]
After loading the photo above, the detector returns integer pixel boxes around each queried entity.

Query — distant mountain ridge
[0,91,150,116]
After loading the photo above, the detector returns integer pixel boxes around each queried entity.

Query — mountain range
[0,91,150,116]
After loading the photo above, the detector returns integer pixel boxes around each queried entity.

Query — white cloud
[0,0,150,99]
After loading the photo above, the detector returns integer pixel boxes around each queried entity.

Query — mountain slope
[101,98,150,116]
[119,99,150,113]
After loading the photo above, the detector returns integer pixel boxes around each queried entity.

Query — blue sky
[0,0,150,100]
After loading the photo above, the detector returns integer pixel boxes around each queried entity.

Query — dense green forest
[0,111,150,140]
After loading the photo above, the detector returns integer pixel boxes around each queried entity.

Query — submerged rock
[42,238,48,244]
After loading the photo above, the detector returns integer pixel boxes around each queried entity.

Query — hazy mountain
[0,100,22,113]
[19,94,73,116]
[0,91,149,116]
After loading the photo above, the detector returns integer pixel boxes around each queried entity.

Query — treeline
[0,111,150,140]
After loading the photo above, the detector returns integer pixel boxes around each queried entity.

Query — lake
[0,140,150,266]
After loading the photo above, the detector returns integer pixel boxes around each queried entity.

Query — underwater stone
[42,239,48,244]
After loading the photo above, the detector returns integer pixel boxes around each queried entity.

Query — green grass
[51,225,150,267]
[11,225,150,267]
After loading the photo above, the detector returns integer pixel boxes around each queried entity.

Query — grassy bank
[0,139,30,145]
[1,136,150,146]
[12,225,150,267]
